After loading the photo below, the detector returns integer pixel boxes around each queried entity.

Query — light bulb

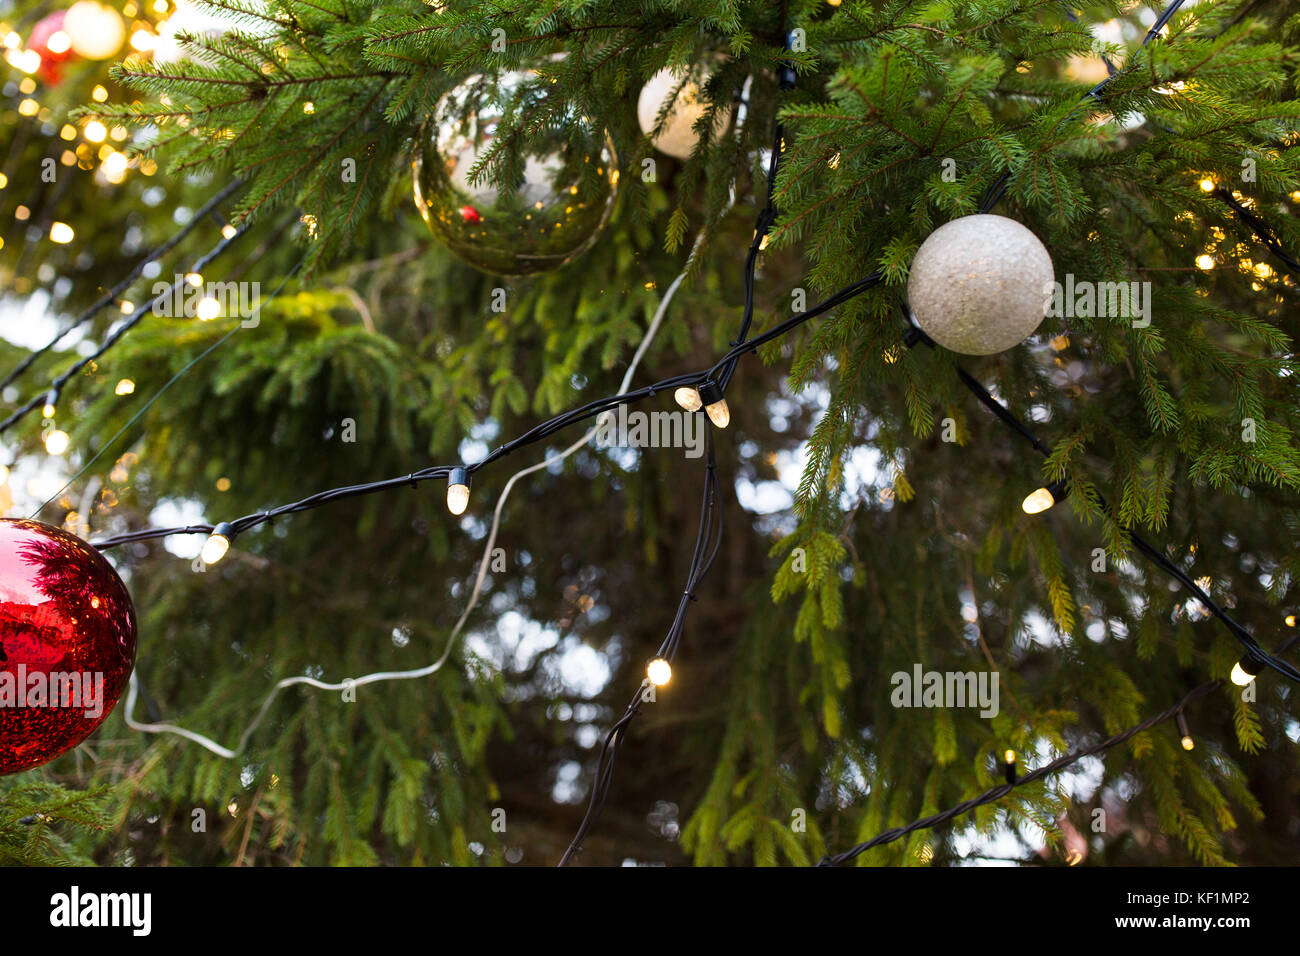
[1199,178,1215,193]
[44,430,69,456]
[49,222,75,244]
[1176,712,1193,751]
[185,271,204,287]
[1002,749,1016,784]
[1021,487,1054,515]
[42,403,57,420]
[704,397,731,429]
[673,387,703,412]
[696,380,730,429]
[1230,657,1260,687]
[1022,479,1069,515]
[201,523,234,565]
[115,379,135,396]
[446,467,470,516]
[221,224,238,240]
[1181,736,1195,751]
[1286,615,1296,628]
[1003,749,1016,765]
[196,296,221,321]
[647,658,672,687]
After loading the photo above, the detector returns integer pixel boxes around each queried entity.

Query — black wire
[0,180,244,392]
[0,223,249,436]
[981,0,1189,214]
[817,677,1221,866]
[934,345,1300,683]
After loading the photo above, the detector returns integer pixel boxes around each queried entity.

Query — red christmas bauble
[28,11,72,85]
[0,519,136,775]
[458,204,482,224]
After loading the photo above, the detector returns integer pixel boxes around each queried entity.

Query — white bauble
[907,214,1054,355]
[637,66,733,161]
[63,1,125,60]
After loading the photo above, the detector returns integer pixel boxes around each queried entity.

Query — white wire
[122,224,715,759]
[123,77,753,759]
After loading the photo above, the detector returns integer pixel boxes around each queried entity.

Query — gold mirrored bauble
[413,71,619,277]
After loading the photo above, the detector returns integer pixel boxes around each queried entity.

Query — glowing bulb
[91,84,108,102]
[1021,487,1054,514]
[18,98,38,116]
[221,224,237,239]
[1181,736,1195,751]
[101,150,128,183]
[47,31,72,54]
[115,378,135,396]
[83,120,107,142]
[185,271,204,287]
[196,296,221,320]
[1199,178,1215,193]
[42,403,57,420]
[647,658,672,687]
[1196,254,1215,271]
[446,467,470,515]
[44,429,70,455]
[704,397,731,428]
[302,101,314,114]
[129,29,154,52]
[120,300,134,314]
[1230,657,1260,687]
[1286,615,1296,628]
[1003,749,1016,765]
[201,528,231,565]
[64,2,127,59]
[673,387,703,412]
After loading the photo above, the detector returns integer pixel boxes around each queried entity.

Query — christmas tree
[0,0,1297,867]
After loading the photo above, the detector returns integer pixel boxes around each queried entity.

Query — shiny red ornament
[458,205,482,224]
[0,519,136,775]
[27,11,72,86]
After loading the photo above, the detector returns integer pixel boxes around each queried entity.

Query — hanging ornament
[906,214,1055,355]
[636,65,734,161]
[0,519,136,775]
[62,1,126,61]
[413,70,619,277]
[28,11,73,85]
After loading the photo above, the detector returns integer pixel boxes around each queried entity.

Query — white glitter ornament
[637,66,733,161]
[906,214,1055,355]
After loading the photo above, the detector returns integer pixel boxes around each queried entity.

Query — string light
[1003,749,1017,784]
[115,378,135,396]
[1230,654,1261,687]
[646,658,672,686]
[446,467,470,515]
[43,429,70,455]
[695,379,730,428]
[195,296,221,320]
[49,222,75,244]
[200,522,235,565]
[1021,478,1069,515]
[673,386,703,412]
[42,391,58,419]
[1176,711,1193,751]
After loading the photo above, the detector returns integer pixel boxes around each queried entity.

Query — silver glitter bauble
[907,214,1054,355]
[413,71,619,277]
